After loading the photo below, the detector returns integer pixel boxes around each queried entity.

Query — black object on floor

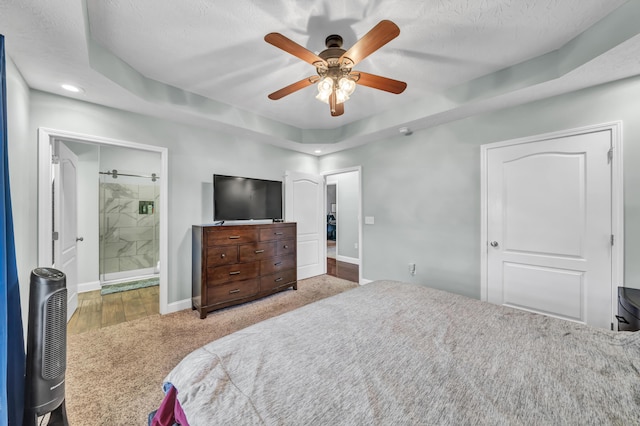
[24,268,69,425]
[617,286,640,332]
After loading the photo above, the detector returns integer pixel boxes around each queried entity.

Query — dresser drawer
[260,255,296,275]
[276,239,296,257]
[206,246,238,265]
[259,225,296,242]
[260,269,297,292]
[207,262,259,286]
[238,242,276,262]
[206,227,257,246]
[206,279,259,305]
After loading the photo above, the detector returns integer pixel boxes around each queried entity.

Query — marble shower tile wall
[99,181,159,275]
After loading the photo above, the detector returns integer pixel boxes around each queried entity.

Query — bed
[154,280,640,425]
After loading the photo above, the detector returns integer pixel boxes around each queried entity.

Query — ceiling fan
[264,20,407,117]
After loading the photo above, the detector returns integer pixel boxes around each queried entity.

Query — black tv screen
[214,174,283,221]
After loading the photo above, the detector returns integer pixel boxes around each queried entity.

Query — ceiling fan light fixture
[315,91,330,104]
[316,76,355,104]
[317,77,333,94]
[338,77,356,96]
[335,88,349,104]
[316,77,335,104]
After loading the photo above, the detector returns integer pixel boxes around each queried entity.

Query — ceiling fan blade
[339,20,400,67]
[268,76,319,100]
[331,101,344,117]
[352,71,407,94]
[265,33,328,67]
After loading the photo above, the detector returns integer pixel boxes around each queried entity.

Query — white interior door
[486,130,613,329]
[54,141,79,320]
[285,171,325,279]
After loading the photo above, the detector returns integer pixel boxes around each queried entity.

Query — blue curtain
[0,34,26,426]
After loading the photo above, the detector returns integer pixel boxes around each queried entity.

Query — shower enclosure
[99,170,160,286]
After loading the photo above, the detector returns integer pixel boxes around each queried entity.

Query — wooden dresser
[192,222,297,318]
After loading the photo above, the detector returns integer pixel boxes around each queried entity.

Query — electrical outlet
[354,242,358,249]
[408,263,416,276]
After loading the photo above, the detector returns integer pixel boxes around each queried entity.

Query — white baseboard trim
[360,278,374,285]
[336,255,359,265]
[78,280,101,293]
[165,298,192,314]
[102,270,158,285]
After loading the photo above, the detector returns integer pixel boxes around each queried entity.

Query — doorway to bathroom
[98,157,160,291]
[37,128,168,325]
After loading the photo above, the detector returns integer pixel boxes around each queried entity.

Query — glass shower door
[99,172,159,285]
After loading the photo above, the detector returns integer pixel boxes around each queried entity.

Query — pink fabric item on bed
[151,384,189,426]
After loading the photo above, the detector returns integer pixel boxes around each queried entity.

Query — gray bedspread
[164,280,640,425]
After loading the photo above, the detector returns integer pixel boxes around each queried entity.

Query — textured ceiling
[1,0,638,154]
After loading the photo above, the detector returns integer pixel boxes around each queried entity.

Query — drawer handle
[274,262,282,266]
[255,249,265,254]
[229,271,241,275]
[283,245,289,249]
[228,236,240,239]
[221,253,226,258]
[229,289,240,294]
[274,232,283,235]
[274,277,284,282]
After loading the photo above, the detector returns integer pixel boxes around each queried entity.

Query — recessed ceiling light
[314,150,322,154]
[61,84,84,93]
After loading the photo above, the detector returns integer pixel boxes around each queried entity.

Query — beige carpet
[65,275,357,425]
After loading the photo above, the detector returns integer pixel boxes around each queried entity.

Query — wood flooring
[67,285,159,335]
[326,240,359,282]
[327,258,359,282]
[67,259,356,336]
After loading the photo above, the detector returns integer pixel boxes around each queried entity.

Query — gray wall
[17,90,318,310]
[320,75,640,297]
[100,145,161,176]
[6,56,33,333]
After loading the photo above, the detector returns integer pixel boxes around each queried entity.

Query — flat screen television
[213,174,283,221]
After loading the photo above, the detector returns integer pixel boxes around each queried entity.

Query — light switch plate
[364,216,375,225]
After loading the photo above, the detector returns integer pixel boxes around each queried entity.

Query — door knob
[76,237,84,242]
[490,241,499,247]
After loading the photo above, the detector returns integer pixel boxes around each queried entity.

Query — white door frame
[37,128,170,314]
[322,166,363,284]
[480,122,623,328]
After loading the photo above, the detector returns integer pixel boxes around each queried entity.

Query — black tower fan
[24,268,69,425]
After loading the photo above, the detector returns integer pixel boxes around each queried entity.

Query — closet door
[485,129,613,329]
[284,171,325,279]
